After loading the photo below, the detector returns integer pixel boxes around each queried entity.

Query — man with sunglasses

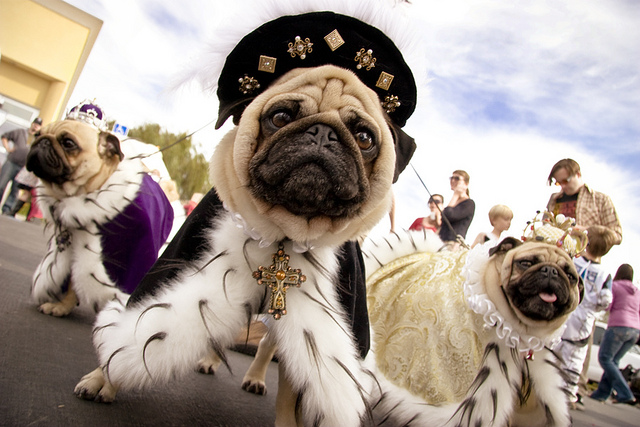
[546,158,623,411]
[546,158,622,246]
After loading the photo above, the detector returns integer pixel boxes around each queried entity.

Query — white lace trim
[225,203,314,253]
[462,244,564,353]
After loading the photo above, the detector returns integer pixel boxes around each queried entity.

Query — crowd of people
[406,158,637,409]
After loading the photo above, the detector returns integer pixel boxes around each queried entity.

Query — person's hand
[453,180,468,196]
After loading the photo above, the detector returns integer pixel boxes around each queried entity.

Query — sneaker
[612,398,637,405]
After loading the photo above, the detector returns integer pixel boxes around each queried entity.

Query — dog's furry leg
[275,362,302,427]
[510,349,571,427]
[80,223,270,397]
[269,270,374,427]
[197,352,223,375]
[74,367,119,403]
[38,282,78,317]
[241,331,277,395]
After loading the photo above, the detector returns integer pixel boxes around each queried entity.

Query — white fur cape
[32,159,146,311]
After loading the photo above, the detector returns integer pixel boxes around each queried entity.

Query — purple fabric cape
[100,174,173,294]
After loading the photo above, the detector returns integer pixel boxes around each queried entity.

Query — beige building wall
[0,0,102,127]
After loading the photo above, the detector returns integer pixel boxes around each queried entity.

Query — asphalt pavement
[1,215,639,426]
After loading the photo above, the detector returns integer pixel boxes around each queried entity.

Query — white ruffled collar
[225,202,315,253]
[462,244,565,353]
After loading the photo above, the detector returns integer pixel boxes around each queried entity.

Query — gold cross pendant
[253,243,306,319]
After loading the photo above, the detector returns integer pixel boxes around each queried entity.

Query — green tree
[117,122,211,200]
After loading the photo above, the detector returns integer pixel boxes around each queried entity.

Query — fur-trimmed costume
[362,231,577,427]
[32,158,173,310]
[76,5,424,425]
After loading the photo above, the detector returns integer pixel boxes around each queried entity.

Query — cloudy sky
[62,0,639,276]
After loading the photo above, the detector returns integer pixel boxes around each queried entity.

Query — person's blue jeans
[590,326,640,402]
[0,160,22,213]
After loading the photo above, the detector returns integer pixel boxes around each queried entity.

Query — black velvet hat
[215,11,418,130]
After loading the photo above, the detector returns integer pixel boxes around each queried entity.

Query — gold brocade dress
[367,249,489,404]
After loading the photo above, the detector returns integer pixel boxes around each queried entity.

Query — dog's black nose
[305,124,339,149]
[540,265,559,277]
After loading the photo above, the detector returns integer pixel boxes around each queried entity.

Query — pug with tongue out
[362,211,586,427]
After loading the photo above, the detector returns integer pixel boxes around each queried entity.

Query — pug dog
[27,111,173,317]
[363,233,584,427]
[73,64,405,426]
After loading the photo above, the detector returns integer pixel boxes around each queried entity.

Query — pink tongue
[539,292,557,303]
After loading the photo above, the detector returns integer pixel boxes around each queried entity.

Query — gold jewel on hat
[324,29,345,51]
[354,48,376,71]
[288,36,313,60]
[238,75,260,94]
[258,55,277,73]
[382,95,401,113]
[375,72,394,90]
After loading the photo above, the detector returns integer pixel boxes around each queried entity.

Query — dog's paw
[38,302,73,317]
[74,367,118,403]
[241,377,267,395]
[197,353,222,375]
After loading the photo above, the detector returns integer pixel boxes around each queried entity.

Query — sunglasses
[450,176,463,181]
[553,176,574,186]
[428,199,443,204]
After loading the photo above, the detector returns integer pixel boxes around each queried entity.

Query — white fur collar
[226,203,315,253]
[37,159,146,229]
[462,244,565,353]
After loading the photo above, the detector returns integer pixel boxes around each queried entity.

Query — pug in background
[74,7,421,426]
[363,231,584,427]
[27,101,174,317]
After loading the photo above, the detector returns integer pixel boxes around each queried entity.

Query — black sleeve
[336,240,370,359]
[127,189,224,306]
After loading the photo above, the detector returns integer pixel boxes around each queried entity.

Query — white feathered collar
[37,159,146,229]
[462,244,565,353]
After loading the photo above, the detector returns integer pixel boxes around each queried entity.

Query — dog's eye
[60,138,77,150]
[271,111,293,128]
[517,259,533,269]
[354,130,374,150]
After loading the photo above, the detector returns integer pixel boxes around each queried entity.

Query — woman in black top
[438,170,475,247]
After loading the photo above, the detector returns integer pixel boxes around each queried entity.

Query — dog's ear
[388,121,416,183]
[489,237,523,258]
[98,132,124,161]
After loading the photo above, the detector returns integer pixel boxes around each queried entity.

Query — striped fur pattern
[90,213,379,426]
[361,230,573,427]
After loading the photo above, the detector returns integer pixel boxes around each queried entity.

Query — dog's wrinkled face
[485,238,583,332]
[26,120,123,197]
[250,100,377,218]
[211,65,396,246]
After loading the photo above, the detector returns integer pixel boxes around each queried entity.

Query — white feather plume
[177,0,426,94]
